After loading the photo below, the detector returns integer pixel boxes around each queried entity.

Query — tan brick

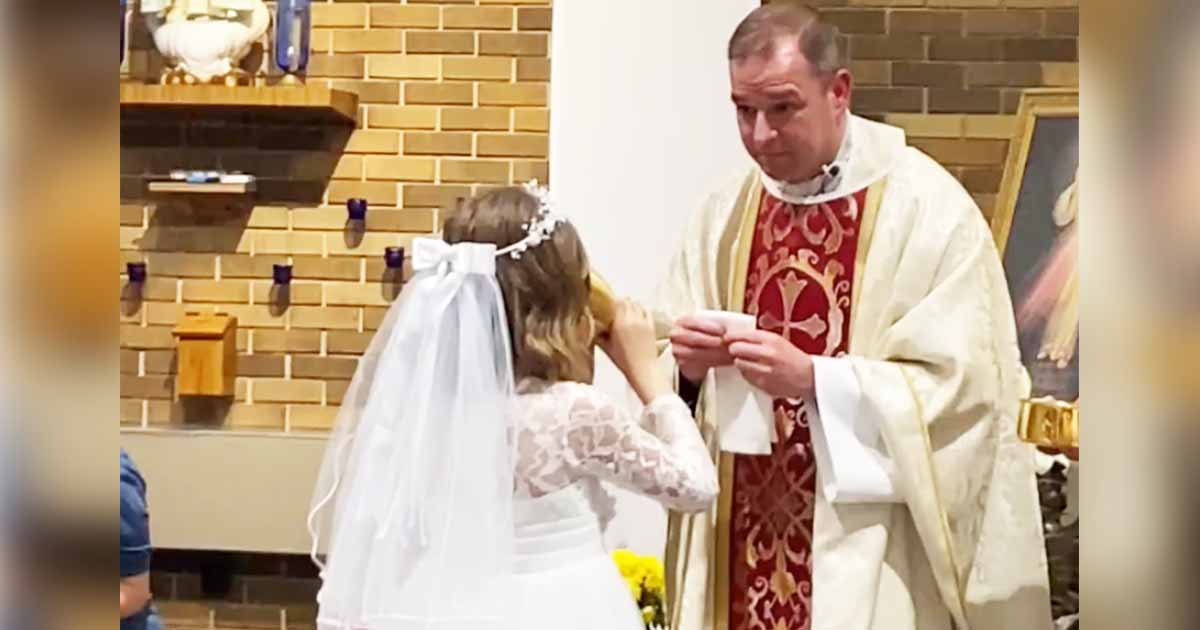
[441,159,510,184]
[516,58,550,82]
[324,282,391,307]
[889,9,963,33]
[1004,0,1077,7]
[517,7,552,30]
[513,160,549,184]
[363,306,389,331]
[442,107,511,131]
[964,10,1042,35]
[345,130,401,154]
[853,87,924,114]
[930,36,1004,61]
[479,0,552,4]
[963,115,1017,139]
[247,207,289,229]
[369,5,440,28]
[480,32,548,57]
[925,0,999,6]
[365,157,437,181]
[289,306,360,330]
[229,403,286,430]
[222,305,288,329]
[143,253,216,278]
[972,193,997,217]
[369,105,438,130]
[367,54,440,80]
[121,325,176,350]
[404,132,473,156]
[236,329,249,352]
[289,405,340,431]
[332,30,404,54]
[929,88,1001,113]
[253,231,325,256]
[849,35,925,60]
[320,380,348,405]
[253,379,324,404]
[1045,10,1079,36]
[960,167,1005,193]
[251,282,322,306]
[479,83,546,106]
[477,133,547,158]
[143,350,175,375]
[893,62,965,87]
[910,138,1009,165]
[331,80,400,104]
[332,154,364,180]
[293,256,362,281]
[121,375,174,400]
[312,4,367,28]
[292,356,360,380]
[121,205,144,226]
[1041,62,1079,87]
[403,184,472,209]
[121,349,140,374]
[848,60,891,86]
[370,208,438,232]
[365,258,411,283]
[405,82,475,106]
[221,255,287,279]
[292,208,350,231]
[253,330,321,353]
[443,57,513,81]
[406,31,475,55]
[121,399,143,426]
[143,400,180,426]
[327,331,375,354]
[180,280,250,303]
[328,232,410,257]
[328,181,399,206]
[884,114,964,138]
[1003,38,1077,62]
[821,9,887,34]
[238,354,286,378]
[514,109,549,132]
[965,62,1043,87]
[443,6,513,30]
[311,30,332,54]
[144,302,186,326]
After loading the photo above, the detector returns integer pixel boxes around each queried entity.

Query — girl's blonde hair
[443,187,595,383]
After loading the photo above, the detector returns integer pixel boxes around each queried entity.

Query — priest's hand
[669,315,733,385]
[725,329,815,400]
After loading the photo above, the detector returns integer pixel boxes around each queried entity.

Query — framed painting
[991,88,1079,403]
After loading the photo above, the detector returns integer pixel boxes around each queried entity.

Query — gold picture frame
[991,88,1080,451]
[991,88,1080,255]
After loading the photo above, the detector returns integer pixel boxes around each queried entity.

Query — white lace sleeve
[560,387,718,513]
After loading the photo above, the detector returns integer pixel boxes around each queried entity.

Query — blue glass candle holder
[127,261,147,283]
[347,198,368,221]
[274,0,312,78]
[384,247,405,270]
[273,264,293,285]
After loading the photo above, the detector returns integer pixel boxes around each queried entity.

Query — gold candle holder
[1017,396,1078,450]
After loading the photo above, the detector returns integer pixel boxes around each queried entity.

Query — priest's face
[730,41,851,183]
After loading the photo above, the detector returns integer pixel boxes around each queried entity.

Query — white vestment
[655,115,1051,630]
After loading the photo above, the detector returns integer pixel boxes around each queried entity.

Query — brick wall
[120,1,552,433]
[784,0,1079,219]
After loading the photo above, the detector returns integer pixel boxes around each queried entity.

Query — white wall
[549,0,756,558]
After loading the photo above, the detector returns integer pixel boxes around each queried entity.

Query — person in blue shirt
[120,450,161,630]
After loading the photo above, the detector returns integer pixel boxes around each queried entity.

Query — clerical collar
[761,122,853,204]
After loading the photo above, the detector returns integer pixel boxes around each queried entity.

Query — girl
[308,184,717,630]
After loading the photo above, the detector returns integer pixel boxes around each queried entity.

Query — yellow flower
[642,605,656,624]
[641,557,665,597]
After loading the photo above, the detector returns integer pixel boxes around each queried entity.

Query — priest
[655,5,1050,630]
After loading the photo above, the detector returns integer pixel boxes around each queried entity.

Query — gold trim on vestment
[850,178,888,340]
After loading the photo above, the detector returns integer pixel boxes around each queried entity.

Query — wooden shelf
[120,84,358,125]
[148,181,256,194]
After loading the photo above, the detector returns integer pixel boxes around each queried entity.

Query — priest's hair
[443,187,596,384]
[728,3,845,76]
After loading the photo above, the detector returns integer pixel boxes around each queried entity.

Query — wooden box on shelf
[172,312,238,397]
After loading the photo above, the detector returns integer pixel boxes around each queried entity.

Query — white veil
[307,238,518,630]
